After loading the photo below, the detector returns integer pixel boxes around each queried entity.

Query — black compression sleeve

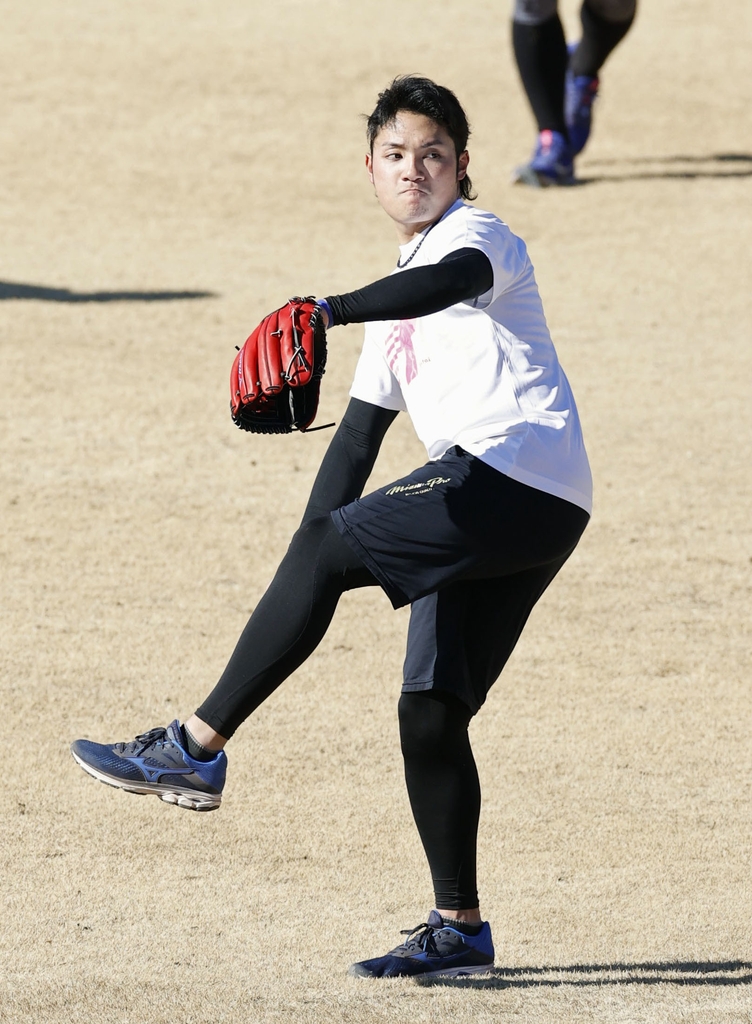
[324,247,493,326]
[300,398,398,525]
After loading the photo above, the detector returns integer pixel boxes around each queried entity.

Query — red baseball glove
[230,297,328,433]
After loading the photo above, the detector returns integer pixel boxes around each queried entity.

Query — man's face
[366,111,469,243]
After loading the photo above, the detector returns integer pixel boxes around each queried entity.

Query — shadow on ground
[0,281,217,302]
[418,960,752,989]
[578,152,752,184]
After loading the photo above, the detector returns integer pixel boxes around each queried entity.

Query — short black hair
[366,75,476,201]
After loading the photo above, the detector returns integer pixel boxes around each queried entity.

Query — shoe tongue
[165,720,183,746]
[426,910,444,928]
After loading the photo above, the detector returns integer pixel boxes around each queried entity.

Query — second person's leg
[511,0,574,186]
[566,0,637,154]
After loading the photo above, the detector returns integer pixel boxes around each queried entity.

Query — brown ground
[1,1,751,1021]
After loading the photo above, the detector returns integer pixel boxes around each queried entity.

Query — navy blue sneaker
[349,911,495,978]
[511,130,575,188]
[70,720,226,811]
[565,60,599,156]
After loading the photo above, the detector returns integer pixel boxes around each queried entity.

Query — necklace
[396,222,436,268]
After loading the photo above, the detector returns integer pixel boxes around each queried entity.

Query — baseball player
[71,75,592,978]
[511,0,637,186]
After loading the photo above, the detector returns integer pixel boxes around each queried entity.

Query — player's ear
[365,152,375,185]
[457,150,469,182]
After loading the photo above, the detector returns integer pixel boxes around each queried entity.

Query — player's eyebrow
[378,136,450,149]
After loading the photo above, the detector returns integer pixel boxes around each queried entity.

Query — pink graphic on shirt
[385,319,418,385]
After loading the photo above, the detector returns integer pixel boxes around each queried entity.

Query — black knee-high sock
[512,14,569,137]
[398,690,480,911]
[571,0,636,78]
[195,516,375,738]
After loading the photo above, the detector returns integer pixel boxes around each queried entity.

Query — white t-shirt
[349,199,593,514]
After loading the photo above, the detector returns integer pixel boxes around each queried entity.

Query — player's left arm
[299,397,398,524]
[321,248,493,326]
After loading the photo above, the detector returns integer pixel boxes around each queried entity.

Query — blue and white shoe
[349,910,495,978]
[511,129,575,188]
[565,42,599,155]
[70,719,226,811]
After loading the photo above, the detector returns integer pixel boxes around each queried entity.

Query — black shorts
[332,447,589,712]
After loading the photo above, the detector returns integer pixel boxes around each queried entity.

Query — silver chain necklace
[396,222,436,269]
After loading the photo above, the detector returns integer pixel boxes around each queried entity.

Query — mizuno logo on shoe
[130,757,193,782]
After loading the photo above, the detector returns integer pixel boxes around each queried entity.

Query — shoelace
[115,726,168,756]
[397,921,441,956]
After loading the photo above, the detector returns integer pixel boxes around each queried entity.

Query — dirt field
[1,1,751,1021]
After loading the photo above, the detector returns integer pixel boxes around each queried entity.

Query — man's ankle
[437,908,483,928]
[438,912,483,935]
[181,724,220,762]
[183,714,228,752]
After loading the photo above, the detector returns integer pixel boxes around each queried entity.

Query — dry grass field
[1,0,751,1021]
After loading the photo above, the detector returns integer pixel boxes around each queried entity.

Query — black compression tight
[197,514,483,911]
[399,691,480,910]
[195,515,377,737]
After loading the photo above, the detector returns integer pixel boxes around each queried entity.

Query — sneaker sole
[348,961,494,979]
[70,749,221,812]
